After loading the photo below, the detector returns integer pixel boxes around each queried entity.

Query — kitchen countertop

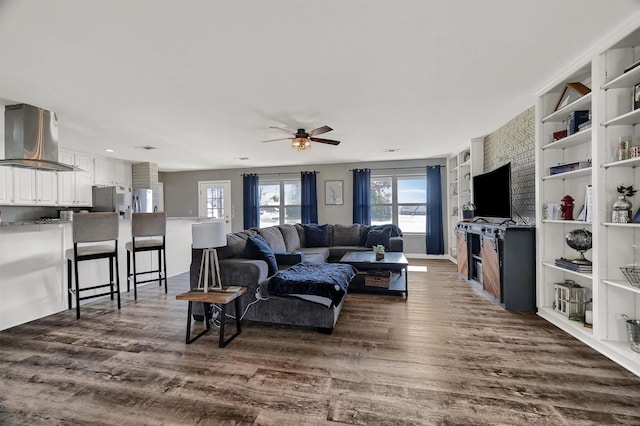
[0,216,212,227]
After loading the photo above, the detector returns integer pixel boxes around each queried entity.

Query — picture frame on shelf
[325,180,343,205]
[633,83,640,110]
[554,82,591,111]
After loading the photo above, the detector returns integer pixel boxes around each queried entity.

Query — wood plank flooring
[1,259,640,425]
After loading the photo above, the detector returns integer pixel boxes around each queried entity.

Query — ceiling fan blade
[308,125,333,136]
[269,126,296,135]
[261,137,293,143]
[310,137,340,145]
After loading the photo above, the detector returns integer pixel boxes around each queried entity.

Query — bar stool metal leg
[126,251,131,293]
[74,257,81,320]
[132,248,138,300]
[115,254,121,309]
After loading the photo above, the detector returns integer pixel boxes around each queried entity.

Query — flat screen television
[472,163,512,219]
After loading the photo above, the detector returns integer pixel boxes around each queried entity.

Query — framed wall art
[325,180,344,205]
[633,82,640,110]
[554,82,591,112]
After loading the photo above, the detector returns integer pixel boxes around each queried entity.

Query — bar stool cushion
[125,238,164,251]
[65,244,116,259]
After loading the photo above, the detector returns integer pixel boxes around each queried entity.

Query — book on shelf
[576,185,591,221]
[555,258,592,273]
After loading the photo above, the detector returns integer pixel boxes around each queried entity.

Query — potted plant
[612,184,637,223]
[372,244,385,260]
[462,202,475,221]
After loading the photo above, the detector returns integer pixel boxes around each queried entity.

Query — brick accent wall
[483,106,535,224]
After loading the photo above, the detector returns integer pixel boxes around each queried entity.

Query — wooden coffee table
[339,251,409,298]
[176,287,247,347]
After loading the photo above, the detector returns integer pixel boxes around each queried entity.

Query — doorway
[198,180,232,233]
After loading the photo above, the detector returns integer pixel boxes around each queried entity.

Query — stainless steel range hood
[1,104,78,171]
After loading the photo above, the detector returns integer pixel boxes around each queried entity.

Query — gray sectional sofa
[190,223,403,331]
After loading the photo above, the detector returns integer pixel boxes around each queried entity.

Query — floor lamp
[192,222,227,292]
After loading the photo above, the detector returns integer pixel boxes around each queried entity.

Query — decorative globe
[566,228,592,263]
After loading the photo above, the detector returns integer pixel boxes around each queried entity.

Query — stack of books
[555,258,592,273]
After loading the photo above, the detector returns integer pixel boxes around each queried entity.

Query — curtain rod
[242,171,319,177]
[348,166,428,172]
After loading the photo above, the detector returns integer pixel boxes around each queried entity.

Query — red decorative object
[553,130,568,141]
[561,195,575,220]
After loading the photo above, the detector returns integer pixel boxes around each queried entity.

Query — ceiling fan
[262,125,340,151]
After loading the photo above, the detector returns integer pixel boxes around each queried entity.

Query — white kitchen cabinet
[58,171,92,207]
[35,170,58,205]
[95,157,132,187]
[10,168,58,206]
[59,149,94,176]
[12,168,36,205]
[114,160,132,186]
[0,166,13,205]
[75,172,92,205]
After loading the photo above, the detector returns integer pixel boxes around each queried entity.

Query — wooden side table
[176,287,247,347]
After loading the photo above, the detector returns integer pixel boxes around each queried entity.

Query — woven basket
[620,266,640,288]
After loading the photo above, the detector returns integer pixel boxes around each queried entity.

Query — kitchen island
[0,217,212,330]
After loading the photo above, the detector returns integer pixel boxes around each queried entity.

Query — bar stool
[126,212,167,300]
[66,212,121,319]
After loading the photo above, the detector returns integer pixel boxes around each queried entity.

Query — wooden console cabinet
[456,221,536,311]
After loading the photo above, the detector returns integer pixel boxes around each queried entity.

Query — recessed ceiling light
[135,145,157,150]
[104,149,114,153]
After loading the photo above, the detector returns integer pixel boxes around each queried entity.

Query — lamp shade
[192,222,227,249]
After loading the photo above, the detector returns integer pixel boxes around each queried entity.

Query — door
[198,180,232,232]
[456,230,468,278]
[481,235,501,300]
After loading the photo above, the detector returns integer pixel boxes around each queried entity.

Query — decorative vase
[376,252,384,260]
[612,195,632,223]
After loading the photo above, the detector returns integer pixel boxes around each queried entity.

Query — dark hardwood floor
[1,259,639,425]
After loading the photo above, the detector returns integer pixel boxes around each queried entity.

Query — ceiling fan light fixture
[292,137,311,151]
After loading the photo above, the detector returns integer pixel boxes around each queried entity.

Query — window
[371,173,426,233]
[259,179,301,226]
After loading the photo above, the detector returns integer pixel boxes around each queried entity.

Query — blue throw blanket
[268,263,357,307]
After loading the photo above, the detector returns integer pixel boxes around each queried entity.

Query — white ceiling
[1,1,639,172]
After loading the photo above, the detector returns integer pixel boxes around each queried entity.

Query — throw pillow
[245,235,278,276]
[302,224,330,247]
[365,227,391,249]
[333,223,363,246]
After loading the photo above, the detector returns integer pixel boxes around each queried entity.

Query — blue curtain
[301,171,318,224]
[243,173,259,229]
[352,168,371,225]
[426,165,444,254]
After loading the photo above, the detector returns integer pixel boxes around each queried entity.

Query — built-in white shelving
[536,17,640,377]
[446,139,484,262]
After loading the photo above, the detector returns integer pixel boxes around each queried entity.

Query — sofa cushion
[294,224,306,247]
[245,235,278,276]
[257,226,287,253]
[278,224,301,252]
[217,230,254,260]
[333,224,363,246]
[365,227,392,249]
[299,247,330,264]
[303,224,330,247]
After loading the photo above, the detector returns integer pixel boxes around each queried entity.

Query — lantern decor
[560,195,575,220]
[553,279,587,321]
